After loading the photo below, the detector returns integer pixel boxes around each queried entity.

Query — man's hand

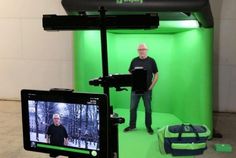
[64,138,68,146]
[148,73,158,91]
[46,135,50,144]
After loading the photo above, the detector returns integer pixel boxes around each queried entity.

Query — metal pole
[99,7,110,104]
[99,7,121,158]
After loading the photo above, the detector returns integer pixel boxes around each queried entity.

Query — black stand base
[213,128,223,138]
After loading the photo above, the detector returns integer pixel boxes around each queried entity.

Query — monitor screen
[21,89,108,158]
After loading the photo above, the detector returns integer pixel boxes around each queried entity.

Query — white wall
[210,0,236,112]
[0,0,236,112]
[0,0,73,99]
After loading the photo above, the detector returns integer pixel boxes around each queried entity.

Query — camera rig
[89,68,147,93]
[43,5,158,158]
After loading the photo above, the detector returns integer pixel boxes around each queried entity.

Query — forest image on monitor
[28,100,100,151]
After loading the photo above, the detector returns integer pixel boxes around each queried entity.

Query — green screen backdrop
[73,26,213,134]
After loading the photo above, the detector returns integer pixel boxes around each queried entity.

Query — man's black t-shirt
[129,56,158,89]
[47,124,68,146]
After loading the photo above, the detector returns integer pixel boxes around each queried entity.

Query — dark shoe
[124,126,136,132]
[147,127,154,135]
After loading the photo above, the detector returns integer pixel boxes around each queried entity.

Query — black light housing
[43,14,159,31]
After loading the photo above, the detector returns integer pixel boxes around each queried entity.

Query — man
[46,114,68,146]
[124,43,158,135]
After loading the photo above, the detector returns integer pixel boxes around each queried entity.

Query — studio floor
[0,101,235,158]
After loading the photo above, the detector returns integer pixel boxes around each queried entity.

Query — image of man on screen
[46,114,68,146]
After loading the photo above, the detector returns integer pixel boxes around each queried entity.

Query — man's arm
[46,126,51,144]
[64,138,68,146]
[64,127,69,146]
[128,59,134,73]
[46,134,50,144]
[148,73,158,91]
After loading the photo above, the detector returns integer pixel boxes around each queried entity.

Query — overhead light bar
[43,14,159,31]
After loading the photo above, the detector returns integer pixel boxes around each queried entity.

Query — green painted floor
[115,108,194,158]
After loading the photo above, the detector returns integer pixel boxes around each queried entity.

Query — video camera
[89,68,147,94]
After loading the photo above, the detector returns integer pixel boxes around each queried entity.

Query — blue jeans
[129,91,152,129]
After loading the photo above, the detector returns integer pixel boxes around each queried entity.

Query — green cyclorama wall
[73,28,213,131]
